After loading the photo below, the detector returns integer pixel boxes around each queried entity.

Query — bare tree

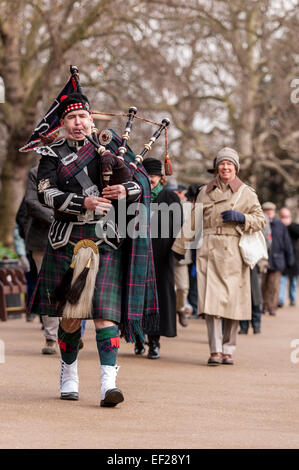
[102,0,299,195]
[0,0,138,244]
[0,0,298,245]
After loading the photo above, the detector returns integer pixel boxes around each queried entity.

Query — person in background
[185,184,203,319]
[134,157,183,359]
[278,207,299,307]
[15,197,36,321]
[173,184,187,202]
[239,266,263,334]
[172,183,191,327]
[24,166,59,354]
[261,202,294,316]
[239,212,271,335]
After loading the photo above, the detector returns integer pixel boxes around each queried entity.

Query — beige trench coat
[172,177,265,320]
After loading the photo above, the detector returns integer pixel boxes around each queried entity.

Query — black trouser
[239,304,262,331]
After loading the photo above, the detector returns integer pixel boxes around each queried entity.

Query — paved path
[0,303,299,449]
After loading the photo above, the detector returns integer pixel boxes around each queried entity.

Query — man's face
[280,208,292,226]
[174,190,187,201]
[61,109,93,140]
[264,209,276,221]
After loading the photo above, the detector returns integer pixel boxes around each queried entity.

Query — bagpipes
[68,65,172,186]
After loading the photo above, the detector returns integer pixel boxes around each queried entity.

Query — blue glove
[221,210,245,224]
[191,264,197,278]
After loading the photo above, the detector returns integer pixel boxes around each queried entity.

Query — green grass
[0,242,18,260]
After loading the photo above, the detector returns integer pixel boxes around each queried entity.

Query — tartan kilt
[29,224,123,322]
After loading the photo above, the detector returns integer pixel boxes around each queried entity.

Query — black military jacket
[36,138,140,222]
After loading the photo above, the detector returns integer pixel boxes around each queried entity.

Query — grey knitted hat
[216,147,240,173]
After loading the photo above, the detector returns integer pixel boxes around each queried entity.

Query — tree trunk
[0,133,33,247]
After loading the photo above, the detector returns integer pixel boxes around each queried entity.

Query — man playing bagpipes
[24,84,159,407]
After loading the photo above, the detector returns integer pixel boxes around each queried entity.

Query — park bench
[0,266,27,321]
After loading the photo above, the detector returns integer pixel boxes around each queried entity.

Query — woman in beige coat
[173,147,265,365]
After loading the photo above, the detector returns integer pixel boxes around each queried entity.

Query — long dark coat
[24,166,53,252]
[283,223,299,276]
[268,218,294,272]
[151,188,183,337]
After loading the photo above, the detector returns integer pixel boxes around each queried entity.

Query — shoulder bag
[233,185,268,269]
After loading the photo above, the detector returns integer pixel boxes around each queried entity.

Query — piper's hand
[221,210,245,224]
[102,184,126,200]
[84,196,112,215]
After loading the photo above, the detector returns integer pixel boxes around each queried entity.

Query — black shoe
[277,303,284,308]
[238,329,248,335]
[148,345,160,359]
[147,336,160,359]
[253,327,261,334]
[60,392,79,401]
[177,311,189,327]
[147,335,160,359]
[26,314,35,322]
[100,388,124,407]
[290,300,296,307]
[134,340,145,355]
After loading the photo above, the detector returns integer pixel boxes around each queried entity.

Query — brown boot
[177,310,189,327]
[42,339,57,355]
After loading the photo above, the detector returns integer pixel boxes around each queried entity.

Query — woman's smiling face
[217,160,236,183]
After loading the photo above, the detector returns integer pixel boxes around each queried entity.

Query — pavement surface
[0,302,299,450]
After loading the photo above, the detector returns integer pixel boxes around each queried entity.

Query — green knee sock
[96,326,120,366]
[58,325,81,365]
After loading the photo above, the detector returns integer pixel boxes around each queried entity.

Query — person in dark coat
[239,265,263,334]
[278,208,299,307]
[15,197,36,319]
[261,202,295,315]
[134,157,183,359]
[238,213,272,335]
[24,166,59,354]
[185,184,203,319]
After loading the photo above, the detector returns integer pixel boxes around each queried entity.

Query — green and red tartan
[30,224,123,323]
[29,131,159,342]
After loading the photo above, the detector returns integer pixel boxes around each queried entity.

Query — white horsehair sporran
[62,239,100,319]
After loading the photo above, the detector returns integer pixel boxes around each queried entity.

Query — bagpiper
[28,90,159,407]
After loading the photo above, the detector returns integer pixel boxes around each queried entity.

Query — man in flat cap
[261,202,294,315]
